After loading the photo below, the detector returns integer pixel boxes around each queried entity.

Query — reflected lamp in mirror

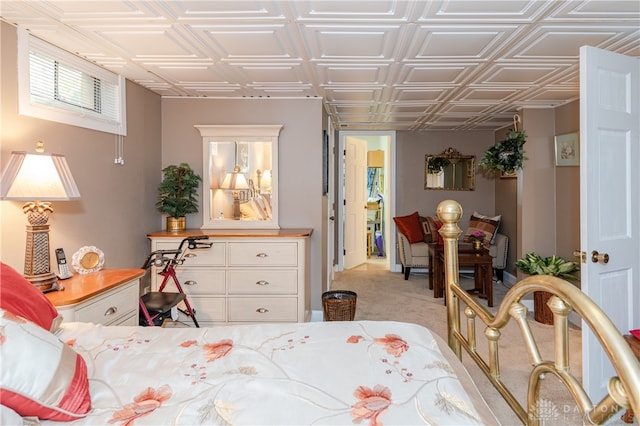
[220,166,249,220]
[0,142,80,292]
[424,147,475,191]
[257,169,272,194]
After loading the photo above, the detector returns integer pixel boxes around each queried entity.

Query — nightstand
[46,269,144,326]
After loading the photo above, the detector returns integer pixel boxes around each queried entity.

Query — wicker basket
[322,290,357,321]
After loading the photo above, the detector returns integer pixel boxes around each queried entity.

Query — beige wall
[493,127,518,275]
[160,97,325,308]
[1,22,162,283]
[553,102,580,265]
[494,102,581,278]
[394,130,497,225]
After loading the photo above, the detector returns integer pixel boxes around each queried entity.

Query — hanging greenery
[479,114,527,175]
[427,156,451,174]
[479,129,527,174]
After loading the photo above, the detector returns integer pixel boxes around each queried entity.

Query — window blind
[18,27,126,135]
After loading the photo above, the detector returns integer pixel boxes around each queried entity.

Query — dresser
[147,229,312,325]
[46,269,144,326]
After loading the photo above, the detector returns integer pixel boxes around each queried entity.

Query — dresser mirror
[196,125,282,229]
[425,147,475,191]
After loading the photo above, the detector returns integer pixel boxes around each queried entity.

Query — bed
[1,200,639,425]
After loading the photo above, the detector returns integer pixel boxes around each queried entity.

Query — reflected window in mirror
[425,148,475,191]
[196,125,282,229]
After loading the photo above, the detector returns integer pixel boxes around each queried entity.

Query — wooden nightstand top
[46,269,145,307]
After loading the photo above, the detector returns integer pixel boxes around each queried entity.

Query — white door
[580,46,640,400]
[325,124,336,290]
[344,136,368,269]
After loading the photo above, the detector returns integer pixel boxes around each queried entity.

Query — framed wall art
[236,141,250,172]
[555,132,580,166]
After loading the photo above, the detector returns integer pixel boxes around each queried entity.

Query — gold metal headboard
[437,199,640,425]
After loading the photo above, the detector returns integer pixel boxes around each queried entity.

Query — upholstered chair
[396,231,429,279]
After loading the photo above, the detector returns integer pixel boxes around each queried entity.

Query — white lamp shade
[220,170,248,191]
[0,151,80,201]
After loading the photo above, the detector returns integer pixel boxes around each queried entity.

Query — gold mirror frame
[425,147,476,191]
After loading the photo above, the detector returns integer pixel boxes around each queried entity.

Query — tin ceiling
[1,1,639,131]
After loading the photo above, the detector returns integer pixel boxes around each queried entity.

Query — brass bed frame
[437,200,640,425]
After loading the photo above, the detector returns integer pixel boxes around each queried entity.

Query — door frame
[337,130,396,272]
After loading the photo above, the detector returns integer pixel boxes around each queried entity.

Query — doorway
[337,131,396,272]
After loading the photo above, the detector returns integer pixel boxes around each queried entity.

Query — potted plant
[478,129,527,175]
[156,163,201,232]
[516,253,580,324]
[468,230,485,250]
[427,156,451,174]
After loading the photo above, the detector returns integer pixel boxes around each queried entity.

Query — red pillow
[0,262,61,332]
[0,309,91,421]
[393,212,424,243]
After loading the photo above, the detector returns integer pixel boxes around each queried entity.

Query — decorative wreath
[479,115,527,175]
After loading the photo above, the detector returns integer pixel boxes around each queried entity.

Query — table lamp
[219,166,248,220]
[0,142,80,292]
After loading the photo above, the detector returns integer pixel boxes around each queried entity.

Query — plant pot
[534,291,554,325]
[473,240,482,250]
[166,216,186,232]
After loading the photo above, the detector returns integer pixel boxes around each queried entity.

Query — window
[18,27,126,135]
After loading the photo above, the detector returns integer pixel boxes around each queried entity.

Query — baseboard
[310,310,323,322]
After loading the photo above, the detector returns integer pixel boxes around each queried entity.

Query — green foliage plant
[516,252,580,280]
[479,130,527,174]
[427,156,451,174]
[156,163,201,218]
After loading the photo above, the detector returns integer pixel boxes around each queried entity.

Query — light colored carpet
[330,260,632,425]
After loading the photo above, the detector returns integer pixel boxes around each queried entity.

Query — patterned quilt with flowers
[45,320,498,425]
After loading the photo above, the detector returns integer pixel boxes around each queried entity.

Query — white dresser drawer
[72,283,138,325]
[113,312,138,326]
[155,241,225,267]
[228,297,298,322]
[159,268,225,295]
[180,296,226,323]
[228,242,298,266]
[228,270,297,294]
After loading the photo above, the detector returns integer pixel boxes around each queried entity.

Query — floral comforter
[46,320,498,425]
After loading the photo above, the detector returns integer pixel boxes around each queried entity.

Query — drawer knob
[184,280,197,286]
[256,253,268,258]
[256,280,270,286]
[104,306,118,316]
[256,308,269,314]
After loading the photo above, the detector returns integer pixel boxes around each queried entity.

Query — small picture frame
[236,142,250,172]
[555,132,580,166]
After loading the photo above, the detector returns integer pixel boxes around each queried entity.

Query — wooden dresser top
[147,228,313,238]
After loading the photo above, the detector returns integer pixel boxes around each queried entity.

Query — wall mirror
[425,147,476,191]
[196,125,282,229]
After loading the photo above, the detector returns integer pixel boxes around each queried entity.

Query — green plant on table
[516,253,580,280]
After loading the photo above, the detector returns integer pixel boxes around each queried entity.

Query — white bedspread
[45,320,498,425]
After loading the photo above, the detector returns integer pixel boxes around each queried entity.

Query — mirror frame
[424,147,476,191]
[196,124,282,229]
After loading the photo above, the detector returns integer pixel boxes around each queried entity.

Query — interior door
[580,46,640,400]
[344,136,367,269]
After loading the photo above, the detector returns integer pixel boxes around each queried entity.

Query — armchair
[397,231,429,280]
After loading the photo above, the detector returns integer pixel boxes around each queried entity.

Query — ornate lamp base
[23,203,60,292]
